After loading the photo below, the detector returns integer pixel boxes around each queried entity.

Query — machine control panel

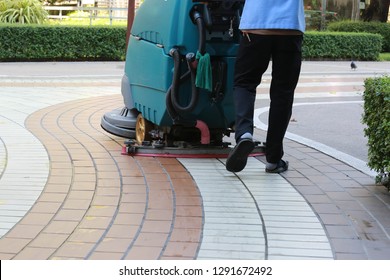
[191,1,245,41]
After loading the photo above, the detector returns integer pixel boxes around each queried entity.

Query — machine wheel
[135,114,154,144]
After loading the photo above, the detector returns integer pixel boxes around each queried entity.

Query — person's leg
[226,34,271,173]
[265,35,303,171]
[233,34,272,142]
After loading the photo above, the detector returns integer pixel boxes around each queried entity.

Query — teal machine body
[102,0,246,148]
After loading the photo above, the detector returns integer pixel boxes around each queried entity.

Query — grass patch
[379,53,390,61]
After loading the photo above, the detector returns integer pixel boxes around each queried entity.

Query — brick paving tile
[162,241,200,258]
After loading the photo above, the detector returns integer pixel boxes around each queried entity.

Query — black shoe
[265,159,289,173]
[226,139,255,172]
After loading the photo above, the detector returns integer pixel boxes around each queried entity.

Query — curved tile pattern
[0,95,203,260]
[179,157,333,260]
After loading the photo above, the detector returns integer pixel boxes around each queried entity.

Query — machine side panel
[125,38,173,126]
[126,37,173,91]
[130,0,198,54]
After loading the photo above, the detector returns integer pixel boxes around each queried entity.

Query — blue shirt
[239,0,306,33]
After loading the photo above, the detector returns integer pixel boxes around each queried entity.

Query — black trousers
[233,34,303,164]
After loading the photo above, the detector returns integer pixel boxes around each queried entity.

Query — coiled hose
[165,8,207,123]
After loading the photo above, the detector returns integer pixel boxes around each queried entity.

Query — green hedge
[0,25,383,61]
[362,76,390,190]
[303,31,383,61]
[0,25,126,61]
[327,21,390,52]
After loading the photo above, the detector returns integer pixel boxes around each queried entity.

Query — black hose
[171,53,199,114]
[165,9,207,123]
[167,49,200,118]
[165,48,181,121]
[192,10,206,55]
[165,53,192,122]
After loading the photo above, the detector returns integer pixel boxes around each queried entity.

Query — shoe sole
[265,161,289,173]
[226,139,255,172]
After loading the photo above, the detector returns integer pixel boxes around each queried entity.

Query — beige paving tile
[88,252,124,260]
[13,247,56,260]
[94,238,133,253]
[29,202,62,214]
[78,216,112,229]
[68,228,105,243]
[95,188,121,196]
[134,232,169,247]
[62,199,91,210]
[121,177,147,185]
[162,242,199,258]
[50,168,72,177]
[29,233,68,249]
[0,253,15,260]
[67,190,94,200]
[71,181,96,191]
[19,213,54,226]
[147,200,173,211]
[53,242,95,259]
[5,225,44,239]
[143,181,172,190]
[169,228,202,243]
[175,205,202,217]
[124,246,163,260]
[38,193,67,202]
[91,195,120,206]
[145,209,173,221]
[118,202,146,214]
[54,209,86,222]
[42,221,79,234]
[105,224,139,239]
[46,176,72,185]
[43,184,71,194]
[86,205,117,217]
[174,217,202,229]
[0,237,30,254]
[120,193,147,203]
[114,213,144,225]
[97,172,121,179]
[141,220,172,233]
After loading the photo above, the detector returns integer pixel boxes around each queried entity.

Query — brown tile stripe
[0,95,203,260]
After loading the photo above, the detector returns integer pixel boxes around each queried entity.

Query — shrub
[0,25,126,61]
[362,76,390,191]
[0,0,48,24]
[328,21,390,52]
[0,26,383,62]
[303,31,383,61]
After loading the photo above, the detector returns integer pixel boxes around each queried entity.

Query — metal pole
[321,0,327,30]
[126,0,135,51]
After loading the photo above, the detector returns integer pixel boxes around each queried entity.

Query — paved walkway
[0,62,389,260]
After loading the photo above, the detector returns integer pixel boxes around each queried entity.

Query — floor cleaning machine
[101,0,265,157]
